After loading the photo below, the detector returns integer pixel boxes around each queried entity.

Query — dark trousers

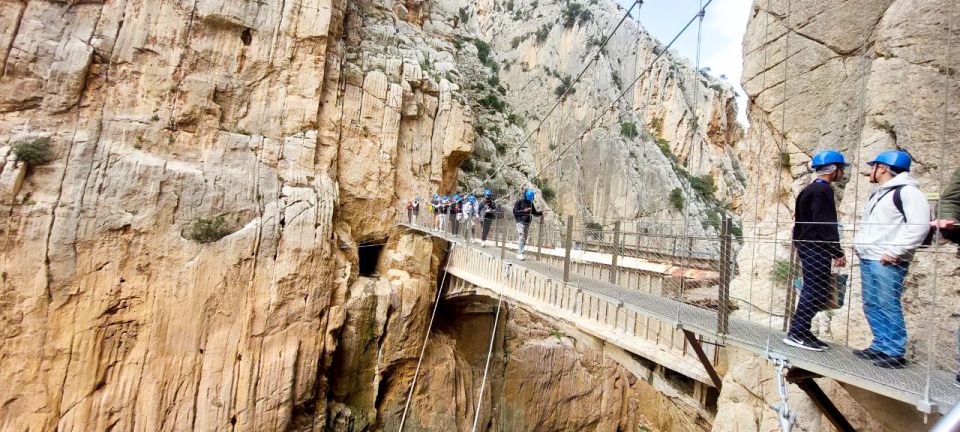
[787,244,832,339]
[450,213,459,235]
[481,218,494,241]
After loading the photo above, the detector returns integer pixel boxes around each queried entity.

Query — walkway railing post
[498,216,506,261]
[537,215,545,256]
[563,215,573,284]
[717,216,732,334]
[610,221,621,284]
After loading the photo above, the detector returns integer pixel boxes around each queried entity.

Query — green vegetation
[478,94,506,112]
[474,124,485,136]
[561,1,591,28]
[689,175,716,200]
[495,140,507,154]
[779,151,791,168]
[610,70,622,88]
[670,188,684,211]
[554,75,575,99]
[549,328,565,341]
[656,138,673,160]
[188,216,230,243]
[458,7,470,23]
[473,38,490,64]
[12,137,53,165]
[511,35,526,49]
[731,222,744,239]
[535,24,551,44]
[532,176,556,203]
[649,117,663,136]
[507,113,525,126]
[460,157,475,173]
[772,259,793,286]
[620,122,639,139]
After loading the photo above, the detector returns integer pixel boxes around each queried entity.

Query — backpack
[887,185,934,246]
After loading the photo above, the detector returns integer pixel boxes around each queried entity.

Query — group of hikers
[404,189,543,260]
[402,149,960,375]
[786,150,960,376]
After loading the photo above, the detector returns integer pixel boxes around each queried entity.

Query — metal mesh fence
[400,208,960,410]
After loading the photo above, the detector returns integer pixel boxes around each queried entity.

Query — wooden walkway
[401,222,960,415]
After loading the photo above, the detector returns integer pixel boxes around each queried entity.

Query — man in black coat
[784,150,848,351]
[513,189,543,260]
[479,190,499,241]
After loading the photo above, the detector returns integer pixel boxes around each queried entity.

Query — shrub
[458,7,470,24]
[495,141,507,154]
[620,122,639,139]
[478,94,506,112]
[649,117,663,136]
[535,24,551,44]
[507,113,524,126]
[473,38,491,64]
[584,221,603,240]
[511,35,526,49]
[656,138,672,158]
[12,137,53,165]
[533,176,556,203]
[690,175,716,200]
[731,222,744,239]
[670,188,684,211]
[772,259,792,286]
[461,157,475,172]
[554,75,575,99]
[189,216,230,243]
[779,151,791,168]
[611,70,622,88]
[561,1,586,28]
[474,124,485,136]
[487,74,500,87]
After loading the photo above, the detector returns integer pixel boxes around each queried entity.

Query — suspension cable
[495,0,715,206]
[398,242,456,432]
[471,274,508,432]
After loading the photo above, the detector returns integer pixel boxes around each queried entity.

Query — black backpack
[884,185,934,246]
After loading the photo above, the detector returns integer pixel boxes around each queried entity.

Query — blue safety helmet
[810,150,849,169]
[414,195,420,201]
[867,150,912,172]
[453,194,461,201]
[469,195,477,202]
[484,189,492,196]
[442,195,449,200]
[525,190,535,200]
[433,194,439,199]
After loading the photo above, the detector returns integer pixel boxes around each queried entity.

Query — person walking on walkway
[853,150,930,369]
[513,189,543,261]
[406,196,420,225]
[450,194,463,236]
[480,190,499,241]
[462,195,479,243]
[438,195,451,233]
[430,194,441,230]
[783,151,848,352]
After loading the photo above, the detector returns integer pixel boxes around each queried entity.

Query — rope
[471,0,644,195]
[495,0,715,206]
[398,242,456,432]
[471,276,508,432]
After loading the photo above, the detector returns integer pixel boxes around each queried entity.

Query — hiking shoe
[809,336,831,350]
[516,253,526,261]
[783,335,825,352]
[852,348,882,360]
[872,353,907,369]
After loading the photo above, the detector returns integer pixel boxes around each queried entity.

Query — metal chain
[770,356,797,432]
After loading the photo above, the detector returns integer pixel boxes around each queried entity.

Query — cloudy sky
[618,0,754,124]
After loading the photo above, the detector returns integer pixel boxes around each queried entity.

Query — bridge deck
[401,223,960,415]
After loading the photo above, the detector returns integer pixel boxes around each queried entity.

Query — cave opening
[358,243,384,277]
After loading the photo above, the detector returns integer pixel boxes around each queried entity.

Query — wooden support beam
[683,330,723,390]
[786,369,857,432]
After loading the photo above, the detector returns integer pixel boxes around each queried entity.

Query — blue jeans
[860,259,910,357]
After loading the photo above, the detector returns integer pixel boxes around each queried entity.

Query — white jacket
[853,173,930,261]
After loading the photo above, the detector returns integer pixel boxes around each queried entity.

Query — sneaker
[809,336,831,350]
[783,335,825,352]
[955,375,960,389]
[872,353,907,369]
[852,347,881,360]
[516,253,526,261]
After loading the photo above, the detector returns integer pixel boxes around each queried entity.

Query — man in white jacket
[852,150,930,369]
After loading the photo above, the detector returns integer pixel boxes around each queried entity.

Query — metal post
[717,216,732,334]
[499,217,506,261]
[537,215,545,256]
[563,215,573,284]
[610,221,621,284]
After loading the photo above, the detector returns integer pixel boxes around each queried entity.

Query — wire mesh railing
[400,208,960,411]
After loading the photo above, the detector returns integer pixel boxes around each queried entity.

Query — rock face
[453,0,745,229]
[723,1,960,430]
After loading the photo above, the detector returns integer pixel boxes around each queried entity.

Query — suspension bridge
[396,214,960,431]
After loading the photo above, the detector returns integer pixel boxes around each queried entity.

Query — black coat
[513,198,542,224]
[792,180,844,258]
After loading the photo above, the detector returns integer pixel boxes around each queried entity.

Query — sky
[618,0,754,124]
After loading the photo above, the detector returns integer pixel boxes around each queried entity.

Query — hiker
[930,167,960,386]
[479,189,499,241]
[852,150,931,369]
[406,196,420,225]
[513,189,543,261]
[450,194,463,236]
[783,151,848,352]
[931,167,960,245]
[430,194,441,230]
[438,195,451,232]
[462,195,480,243]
